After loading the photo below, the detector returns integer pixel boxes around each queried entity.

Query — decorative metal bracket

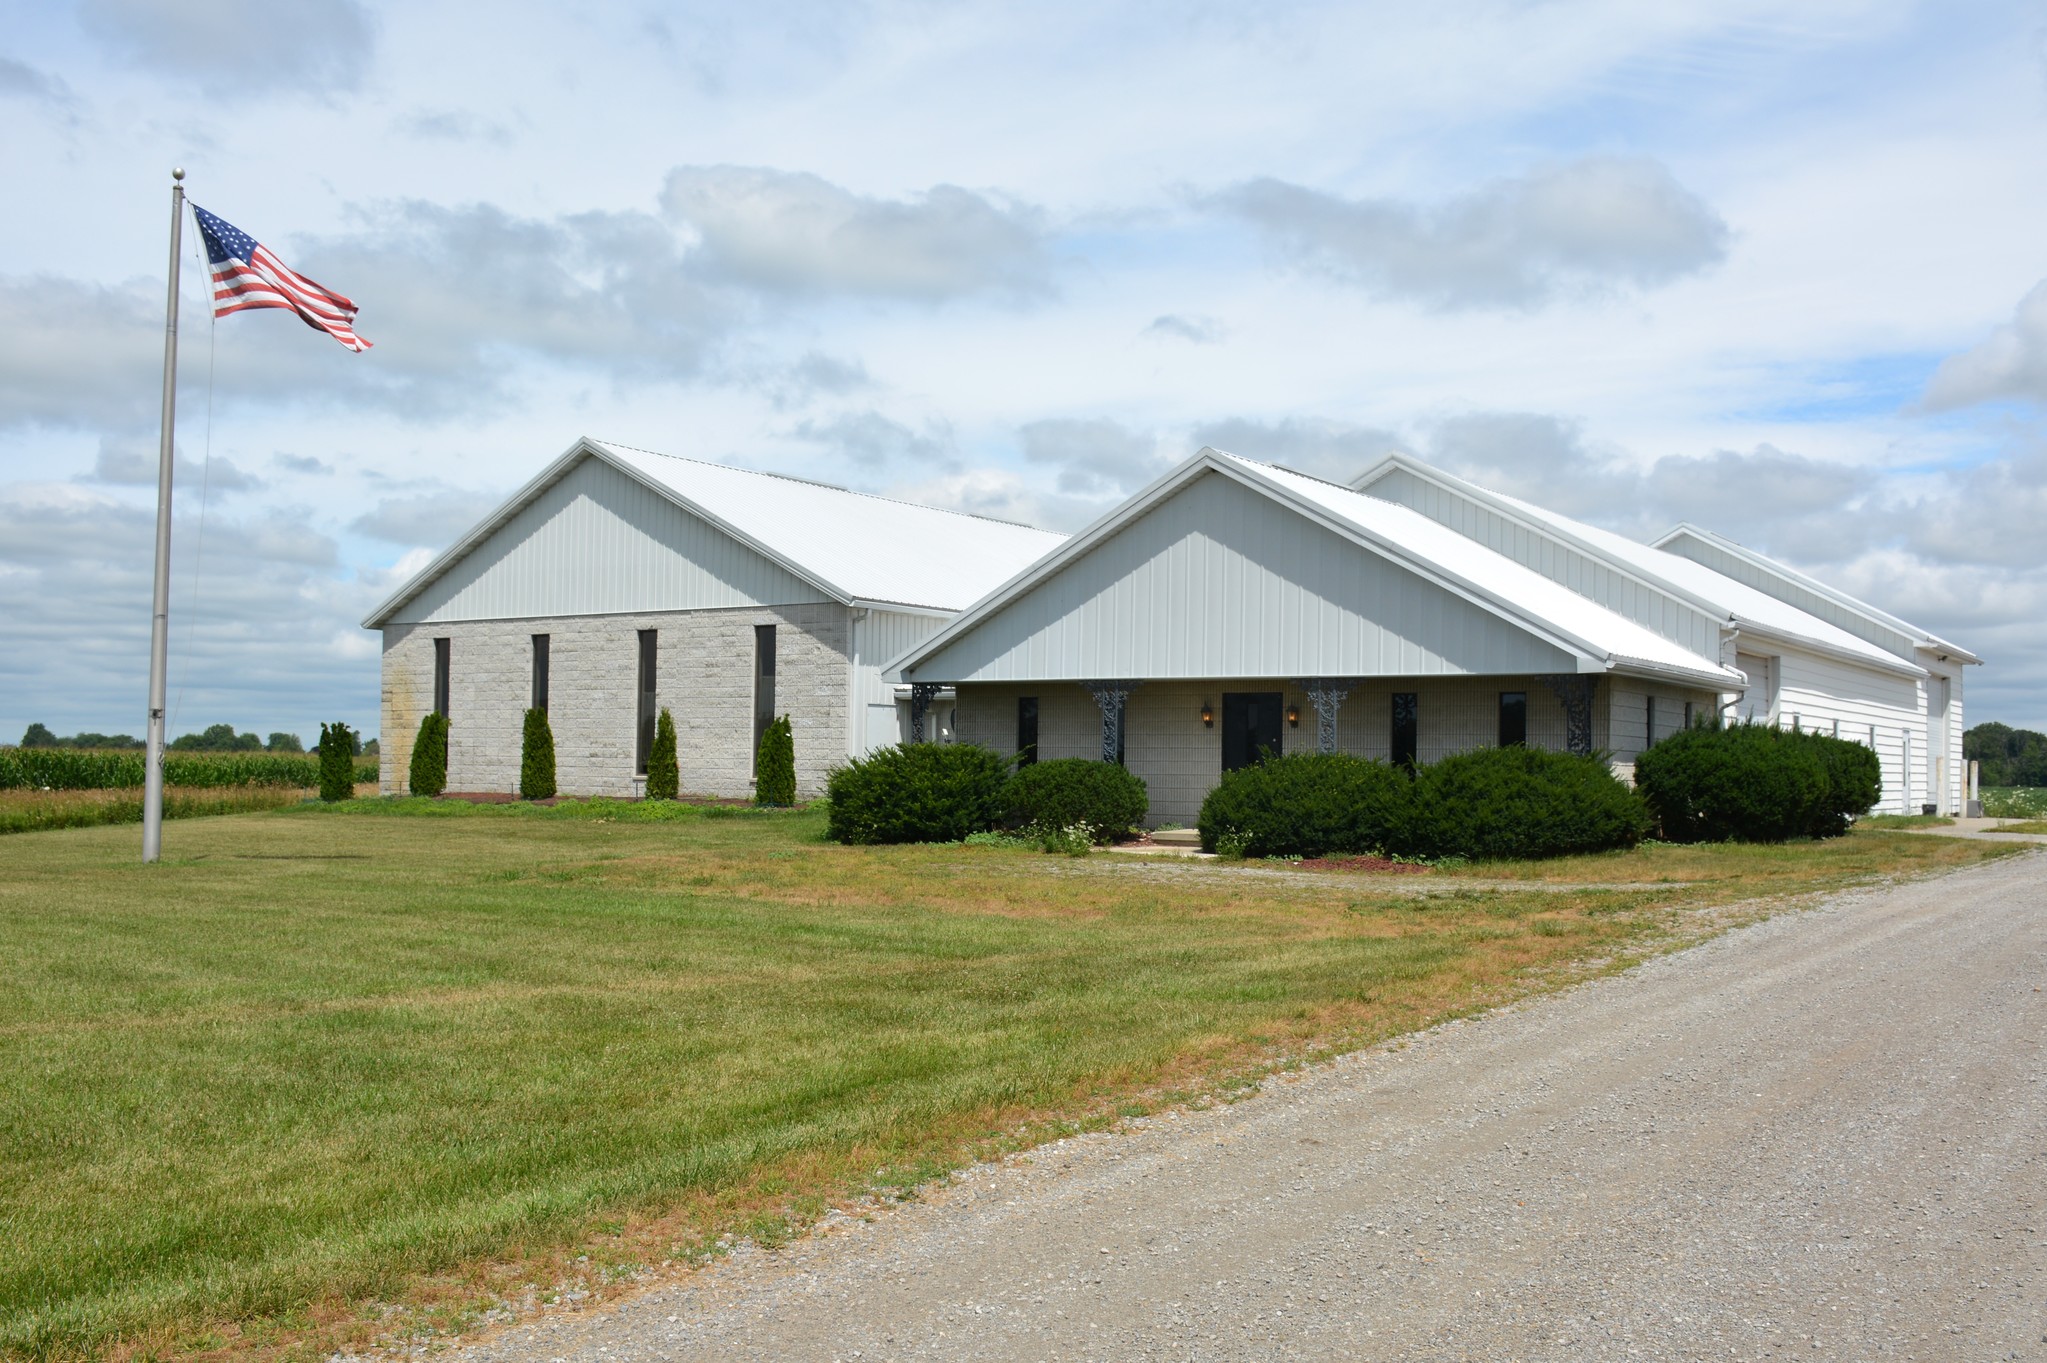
[1292,678,1356,755]
[908,682,941,743]
[1537,674,1600,755]
[1081,680,1143,763]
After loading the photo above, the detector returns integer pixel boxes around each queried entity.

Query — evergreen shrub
[316,722,358,803]
[1000,758,1149,842]
[1196,752,1412,858]
[1408,745,1650,860]
[1635,722,1878,842]
[646,708,679,800]
[408,712,448,798]
[756,715,796,806]
[825,742,1010,844]
[520,708,556,800]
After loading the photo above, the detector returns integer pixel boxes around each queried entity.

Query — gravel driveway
[463,851,2046,1362]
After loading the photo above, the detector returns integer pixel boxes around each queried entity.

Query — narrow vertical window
[1684,700,1695,730]
[1645,695,1658,747]
[635,629,657,776]
[1498,691,1527,747]
[531,634,550,714]
[1390,692,1418,769]
[753,625,777,775]
[1017,696,1039,766]
[432,637,451,717]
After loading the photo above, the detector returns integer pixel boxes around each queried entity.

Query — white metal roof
[1352,453,1927,678]
[364,437,1069,626]
[894,448,1742,687]
[589,441,1068,612]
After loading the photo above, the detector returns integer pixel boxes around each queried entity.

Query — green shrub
[0,747,371,791]
[646,708,679,800]
[1800,730,1882,836]
[317,722,358,803]
[1000,758,1148,842]
[1196,752,1413,857]
[1408,745,1649,860]
[756,715,796,807]
[408,712,448,798]
[1634,722,1831,842]
[520,708,557,801]
[825,743,1010,844]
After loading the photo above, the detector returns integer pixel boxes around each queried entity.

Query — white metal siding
[1762,645,1926,814]
[390,457,829,624]
[1367,467,1722,660]
[850,608,947,754]
[910,471,1581,683]
[1657,533,1919,660]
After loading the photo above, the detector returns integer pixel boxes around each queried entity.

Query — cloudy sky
[5,0,2046,743]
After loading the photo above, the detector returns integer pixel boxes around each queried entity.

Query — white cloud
[1923,278,2047,409]
[78,0,376,95]
[790,410,956,469]
[661,166,1051,301]
[1214,156,1730,308]
[1143,314,1225,344]
[1019,417,1169,496]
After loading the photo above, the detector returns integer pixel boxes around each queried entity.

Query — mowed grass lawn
[0,802,2021,1361]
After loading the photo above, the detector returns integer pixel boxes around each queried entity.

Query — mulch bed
[1288,855,1431,874]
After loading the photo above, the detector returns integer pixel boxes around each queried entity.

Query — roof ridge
[592,438,1062,535]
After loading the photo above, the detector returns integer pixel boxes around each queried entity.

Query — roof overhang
[1728,624,1928,681]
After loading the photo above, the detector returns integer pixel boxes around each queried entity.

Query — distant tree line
[1963,722,2047,788]
[18,723,378,757]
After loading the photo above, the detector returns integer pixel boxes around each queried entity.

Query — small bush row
[827,751,1151,846]
[1633,722,1881,842]
[1197,748,1651,860]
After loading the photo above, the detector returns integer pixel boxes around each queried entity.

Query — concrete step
[1148,827,1201,847]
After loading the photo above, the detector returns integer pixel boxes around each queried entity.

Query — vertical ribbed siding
[392,457,829,623]
[1368,467,1721,660]
[1657,532,1920,660]
[912,472,1580,683]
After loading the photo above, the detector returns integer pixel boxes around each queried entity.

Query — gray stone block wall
[380,602,851,799]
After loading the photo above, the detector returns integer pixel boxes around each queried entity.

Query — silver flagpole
[143,167,186,864]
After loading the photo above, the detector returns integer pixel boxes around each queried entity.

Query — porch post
[1081,680,1142,763]
[1537,674,1600,755]
[908,682,941,743]
[1292,678,1356,755]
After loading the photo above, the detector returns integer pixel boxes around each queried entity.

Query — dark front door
[1221,692,1284,771]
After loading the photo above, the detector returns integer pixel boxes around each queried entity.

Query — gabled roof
[892,448,1742,688]
[1352,453,1929,679]
[1652,522,1980,664]
[363,437,1069,627]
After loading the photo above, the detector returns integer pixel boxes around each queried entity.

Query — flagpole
[143,167,185,864]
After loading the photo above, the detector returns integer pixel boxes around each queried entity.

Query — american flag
[191,204,372,352]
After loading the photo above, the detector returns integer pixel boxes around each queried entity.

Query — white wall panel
[910,471,1581,683]
[849,608,947,753]
[1368,467,1722,659]
[391,456,828,624]
[1658,532,1919,660]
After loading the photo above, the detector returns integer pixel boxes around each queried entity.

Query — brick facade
[380,603,850,799]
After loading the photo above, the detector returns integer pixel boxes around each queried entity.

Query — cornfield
[0,748,379,792]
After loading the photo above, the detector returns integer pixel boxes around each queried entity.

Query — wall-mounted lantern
[1285,704,1301,728]
[1200,701,1214,728]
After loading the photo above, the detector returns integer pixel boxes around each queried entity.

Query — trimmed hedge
[756,715,796,807]
[646,708,679,800]
[317,722,357,803]
[1001,758,1149,842]
[1635,722,1880,842]
[520,708,557,800]
[1197,753,1411,858]
[408,712,448,798]
[1407,745,1650,860]
[826,743,1010,844]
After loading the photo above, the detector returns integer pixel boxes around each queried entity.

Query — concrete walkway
[1898,815,2047,843]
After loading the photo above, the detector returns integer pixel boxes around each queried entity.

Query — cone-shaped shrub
[1196,752,1412,857]
[1407,745,1649,860]
[519,708,556,800]
[826,742,1009,843]
[646,707,679,800]
[1000,757,1149,842]
[317,721,358,803]
[408,711,448,798]
[756,714,796,806]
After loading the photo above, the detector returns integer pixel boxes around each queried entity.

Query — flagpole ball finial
[172,167,184,181]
